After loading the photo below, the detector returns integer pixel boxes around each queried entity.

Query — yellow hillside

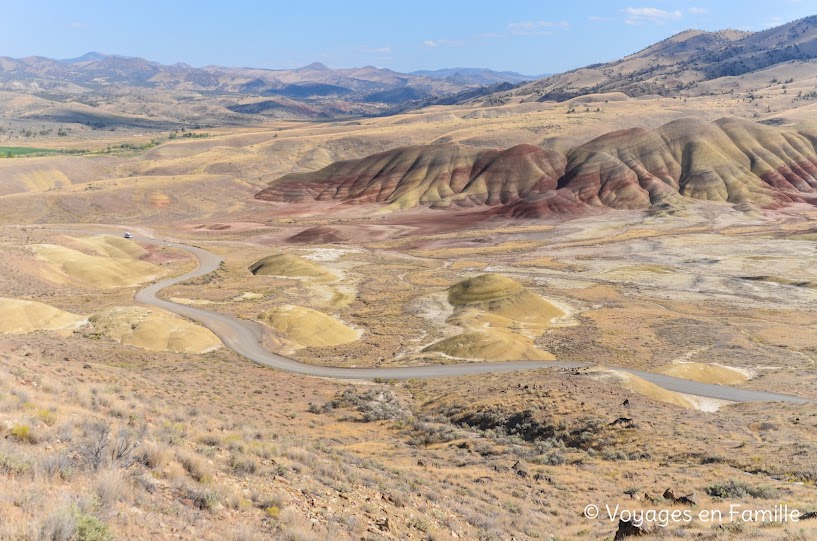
[423,330,554,361]
[72,235,149,260]
[652,362,751,385]
[0,298,86,335]
[248,254,335,280]
[447,273,564,328]
[89,306,221,354]
[259,305,358,347]
[32,236,160,288]
[584,367,696,409]
[423,273,563,361]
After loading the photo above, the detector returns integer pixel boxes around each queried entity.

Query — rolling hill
[256,117,817,217]
[456,15,817,105]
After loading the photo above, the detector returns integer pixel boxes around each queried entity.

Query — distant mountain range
[0,53,535,118]
[410,68,544,85]
[0,53,546,125]
[3,14,817,127]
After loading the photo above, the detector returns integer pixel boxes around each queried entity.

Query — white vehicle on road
[123,232,133,239]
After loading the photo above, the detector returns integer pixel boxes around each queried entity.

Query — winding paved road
[120,233,809,403]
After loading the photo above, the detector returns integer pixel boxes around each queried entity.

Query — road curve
[122,233,808,403]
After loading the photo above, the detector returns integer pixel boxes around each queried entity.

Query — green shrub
[10,424,35,443]
[76,514,113,541]
[265,506,280,518]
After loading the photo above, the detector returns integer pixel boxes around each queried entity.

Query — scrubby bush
[75,514,113,541]
[10,424,36,443]
[706,479,778,499]
[320,387,410,422]
[176,449,213,483]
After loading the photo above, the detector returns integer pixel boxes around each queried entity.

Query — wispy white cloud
[623,7,682,25]
[688,7,708,15]
[423,39,463,48]
[761,16,785,28]
[507,20,569,36]
[359,45,392,54]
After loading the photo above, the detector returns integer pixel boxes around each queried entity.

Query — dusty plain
[3,85,817,541]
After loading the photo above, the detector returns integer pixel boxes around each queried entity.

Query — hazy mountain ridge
[464,15,817,105]
[0,52,498,105]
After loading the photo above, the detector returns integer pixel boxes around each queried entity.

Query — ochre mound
[258,305,359,347]
[72,235,150,261]
[248,254,334,280]
[652,362,751,385]
[256,118,817,217]
[89,306,221,354]
[0,298,85,334]
[423,330,554,361]
[584,367,697,409]
[32,237,160,288]
[448,274,564,326]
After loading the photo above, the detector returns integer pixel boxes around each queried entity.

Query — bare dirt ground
[3,93,817,540]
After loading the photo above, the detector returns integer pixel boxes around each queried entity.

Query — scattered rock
[610,417,636,428]
[375,517,390,531]
[664,488,699,506]
[614,519,656,540]
[512,460,529,478]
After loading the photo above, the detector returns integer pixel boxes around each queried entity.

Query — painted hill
[256,117,817,217]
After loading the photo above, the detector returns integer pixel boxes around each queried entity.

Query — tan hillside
[584,367,698,409]
[447,273,564,327]
[423,330,554,361]
[258,305,359,347]
[653,362,751,385]
[31,240,161,288]
[88,306,221,354]
[0,298,85,334]
[248,254,335,280]
[479,16,817,103]
[422,274,562,362]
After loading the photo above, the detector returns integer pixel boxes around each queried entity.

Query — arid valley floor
[5,42,817,541]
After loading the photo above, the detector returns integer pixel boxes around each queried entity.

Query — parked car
[124,232,133,239]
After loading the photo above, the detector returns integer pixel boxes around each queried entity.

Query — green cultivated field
[0,146,62,157]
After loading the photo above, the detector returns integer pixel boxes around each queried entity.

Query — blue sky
[0,1,813,74]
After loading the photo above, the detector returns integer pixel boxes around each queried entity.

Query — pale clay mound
[423,330,554,361]
[248,254,335,281]
[32,236,161,288]
[652,362,752,385]
[0,298,86,335]
[447,273,565,326]
[89,306,221,354]
[424,274,563,361]
[259,305,359,347]
[584,367,698,410]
